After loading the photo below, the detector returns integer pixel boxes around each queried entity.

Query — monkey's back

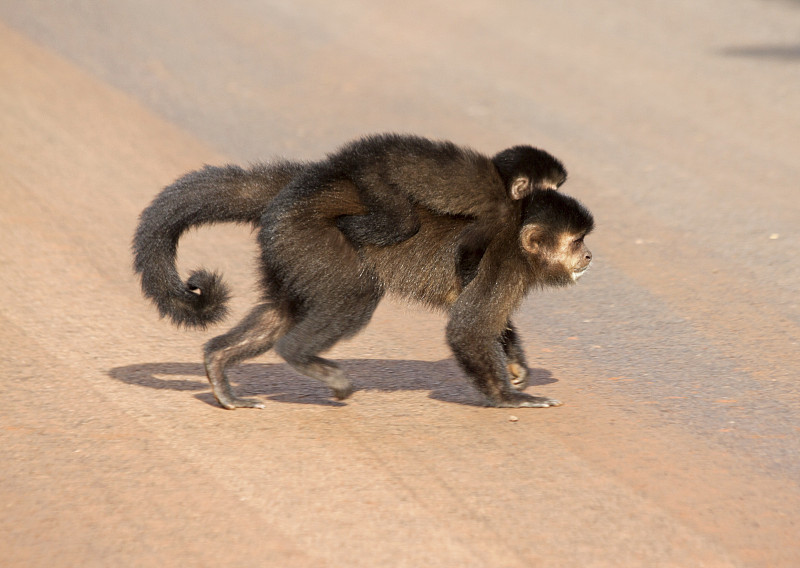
[332,134,508,218]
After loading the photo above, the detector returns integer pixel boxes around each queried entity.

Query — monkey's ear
[509,176,532,200]
[519,223,543,254]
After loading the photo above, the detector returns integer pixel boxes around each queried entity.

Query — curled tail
[133,160,305,328]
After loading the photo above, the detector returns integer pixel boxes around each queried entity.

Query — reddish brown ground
[1,2,799,566]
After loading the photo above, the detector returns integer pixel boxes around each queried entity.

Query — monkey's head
[518,189,594,286]
[492,146,568,200]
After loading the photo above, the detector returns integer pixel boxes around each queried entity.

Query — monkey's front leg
[446,318,561,408]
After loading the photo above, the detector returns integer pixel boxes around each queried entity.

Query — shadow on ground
[719,43,800,61]
[108,359,558,408]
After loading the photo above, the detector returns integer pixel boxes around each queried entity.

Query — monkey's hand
[494,391,563,408]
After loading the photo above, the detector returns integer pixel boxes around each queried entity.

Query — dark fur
[133,161,305,327]
[133,134,593,409]
[333,134,567,247]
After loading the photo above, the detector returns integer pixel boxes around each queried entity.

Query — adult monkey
[133,134,593,409]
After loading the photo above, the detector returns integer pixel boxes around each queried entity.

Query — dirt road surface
[1,1,799,566]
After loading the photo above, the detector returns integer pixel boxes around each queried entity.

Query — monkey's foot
[214,394,266,410]
[494,392,562,408]
[508,363,529,390]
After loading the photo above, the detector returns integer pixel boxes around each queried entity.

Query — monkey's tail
[132,161,305,328]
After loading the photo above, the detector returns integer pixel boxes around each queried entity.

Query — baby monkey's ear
[509,175,532,200]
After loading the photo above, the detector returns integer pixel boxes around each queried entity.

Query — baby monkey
[133,134,593,409]
[334,134,568,247]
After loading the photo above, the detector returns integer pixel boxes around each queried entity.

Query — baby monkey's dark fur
[334,133,567,247]
[133,134,594,409]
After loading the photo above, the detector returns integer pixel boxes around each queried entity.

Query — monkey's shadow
[108,359,558,408]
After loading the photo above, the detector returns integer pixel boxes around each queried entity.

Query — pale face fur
[519,226,593,285]
[558,232,592,281]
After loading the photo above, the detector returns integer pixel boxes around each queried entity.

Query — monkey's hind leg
[274,292,381,401]
[335,182,420,247]
[203,302,290,409]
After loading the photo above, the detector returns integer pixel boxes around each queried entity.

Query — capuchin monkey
[133,134,593,409]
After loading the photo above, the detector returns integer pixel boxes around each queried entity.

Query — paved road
[1,1,799,566]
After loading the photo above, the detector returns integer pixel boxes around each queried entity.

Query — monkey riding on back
[133,134,594,409]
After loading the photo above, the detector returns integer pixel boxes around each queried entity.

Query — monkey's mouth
[572,265,591,281]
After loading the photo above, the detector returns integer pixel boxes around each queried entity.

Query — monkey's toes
[218,396,266,410]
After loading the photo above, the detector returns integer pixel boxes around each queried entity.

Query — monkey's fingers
[495,392,563,408]
[516,396,562,408]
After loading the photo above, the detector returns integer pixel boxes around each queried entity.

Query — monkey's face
[551,233,593,284]
[518,188,594,286]
[520,227,593,286]
[534,169,568,191]
[563,234,592,281]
